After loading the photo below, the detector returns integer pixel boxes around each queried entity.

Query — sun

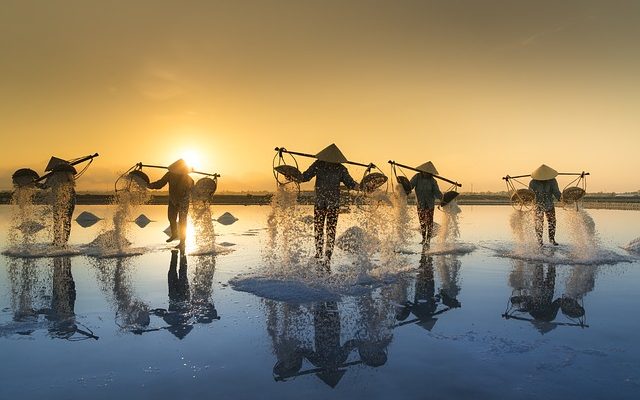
[181,150,201,171]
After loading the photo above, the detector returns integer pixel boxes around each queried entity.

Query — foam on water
[2,243,84,258]
[484,241,632,266]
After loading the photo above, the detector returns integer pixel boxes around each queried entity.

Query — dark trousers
[314,206,339,261]
[417,207,435,244]
[53,200,75,246]
[168,202,189,243]
[534,206,556,244]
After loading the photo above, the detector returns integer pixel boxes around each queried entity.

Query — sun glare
[181,150,201,171]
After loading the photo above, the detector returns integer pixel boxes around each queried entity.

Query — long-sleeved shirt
[410,173,442,210]
[301,160,358,208]
[148,172,194,206]
[529,179,561,211]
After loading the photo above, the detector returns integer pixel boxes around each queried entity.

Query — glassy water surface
[1,205,639,400]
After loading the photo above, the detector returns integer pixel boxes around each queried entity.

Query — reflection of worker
[409,162,442,246]
[509,263,560,334]
[529,164,561,247]
[46,257,78,338]
[163,249,192,339]
[306,301,358,387]
[42,160,77,247]
[301,144,358,264]
[148,159,194,250]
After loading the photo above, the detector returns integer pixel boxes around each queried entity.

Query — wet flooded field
[1,203,639,400]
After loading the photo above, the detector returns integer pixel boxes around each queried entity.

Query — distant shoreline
[1,191,638,210]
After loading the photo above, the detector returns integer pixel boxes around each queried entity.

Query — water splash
[509,209,538,254]
[10,186,49,247]
[564,209,599,260]
[389,185,412,252]
[89,175,149,256]
[437,201,461,243]
[189,199,216,255]
[264,185,312,272]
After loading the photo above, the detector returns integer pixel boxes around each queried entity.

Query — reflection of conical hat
[168,159,191,174]
[531,164,558,180]
[316,144,347,164]
[416,161,438,175]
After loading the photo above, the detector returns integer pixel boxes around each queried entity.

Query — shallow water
[1,204,639,400]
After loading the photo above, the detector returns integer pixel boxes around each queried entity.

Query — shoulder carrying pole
[137,162,220,178]
[388,160,462,187]
[275,147,375,169]
[35,153,99,182]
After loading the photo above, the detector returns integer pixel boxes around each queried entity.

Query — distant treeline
[1,190,639,208]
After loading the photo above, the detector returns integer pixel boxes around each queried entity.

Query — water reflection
[504,261,591,333]
[2,257,97,340]
[395,251,462,330]
[149,251,220,338]
[267,285,406,386]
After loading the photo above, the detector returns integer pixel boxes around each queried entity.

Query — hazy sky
[1,0,639,192]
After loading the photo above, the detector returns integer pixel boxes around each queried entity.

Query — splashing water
[10,186,48,247]
[437,201,461,243]
[90,175,149,255]
[564,209,599,260]
[389,185,412,252]
[190,199,217,254]
[509,210,538,254]
[264,185,313,273]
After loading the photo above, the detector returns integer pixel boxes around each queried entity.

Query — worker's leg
[314,207,327,259]
[324,207,340,262]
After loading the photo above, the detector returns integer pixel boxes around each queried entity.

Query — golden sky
[1,1,639,192]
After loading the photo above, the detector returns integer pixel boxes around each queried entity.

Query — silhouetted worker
[42,159,77,246]
[409,162,442,246]
[300,144,358,264]
[148,159,194,250]
[529,164,561,246]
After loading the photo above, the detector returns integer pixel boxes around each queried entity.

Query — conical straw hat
[316,143,347,164]
[168,159,191,174]
[531,164,558,180]
[45,156,69,172]
[416,161,438,175]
